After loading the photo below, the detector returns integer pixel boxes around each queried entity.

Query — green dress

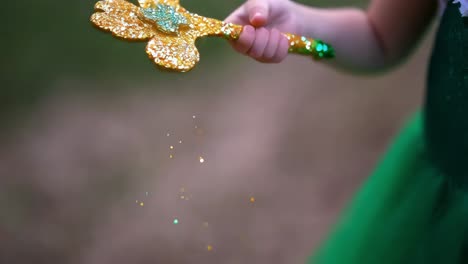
[308,2,468,263]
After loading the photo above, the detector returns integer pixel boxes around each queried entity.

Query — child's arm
[297,0,438,71]
[225,0,438,72]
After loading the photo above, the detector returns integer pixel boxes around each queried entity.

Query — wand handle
[284,33,335,60]
[221,23,335,60]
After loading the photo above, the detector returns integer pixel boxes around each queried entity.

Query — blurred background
[0,0,434,263]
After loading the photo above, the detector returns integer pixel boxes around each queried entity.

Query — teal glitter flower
[141,4,188,34]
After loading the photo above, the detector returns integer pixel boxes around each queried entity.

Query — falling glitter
[179,187,191,200]
[179,140,183,144]
[207,245,213,251]
[250,197,255,203]
[192,115,196,119]
[194,126,205,136]
[169,154,174,159]
[170,145,174,150]
[173,218,179,225]
[199,156,205,163]
[140,202,145,207]
[145,192,149,196]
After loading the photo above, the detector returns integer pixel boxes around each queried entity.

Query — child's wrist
[289,1,307,37]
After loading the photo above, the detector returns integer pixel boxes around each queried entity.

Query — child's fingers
[256,33,289,63]
[232,25,256,54]
[248,27,269,59]
[245,0,270,27]
[262,28,281,60]
[231,26,289,63]
[271,35,290,63]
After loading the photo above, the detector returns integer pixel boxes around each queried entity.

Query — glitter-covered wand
[91,0,335,72]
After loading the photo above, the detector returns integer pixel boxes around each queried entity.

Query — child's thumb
[246,0,270,27]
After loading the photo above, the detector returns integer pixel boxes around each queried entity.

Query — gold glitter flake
[91,0,333,72]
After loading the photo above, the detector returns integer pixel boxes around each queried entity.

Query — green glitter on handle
[289,38,334,60]
[313,40,334,59]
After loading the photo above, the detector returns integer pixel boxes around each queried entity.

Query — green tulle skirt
[308,112,468,264]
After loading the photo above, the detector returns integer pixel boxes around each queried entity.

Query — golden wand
[90,0,335,72]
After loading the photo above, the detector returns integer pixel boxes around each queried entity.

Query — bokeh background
[1,0,435,263]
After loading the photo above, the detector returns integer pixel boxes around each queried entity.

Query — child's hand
[225,0,300,63]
